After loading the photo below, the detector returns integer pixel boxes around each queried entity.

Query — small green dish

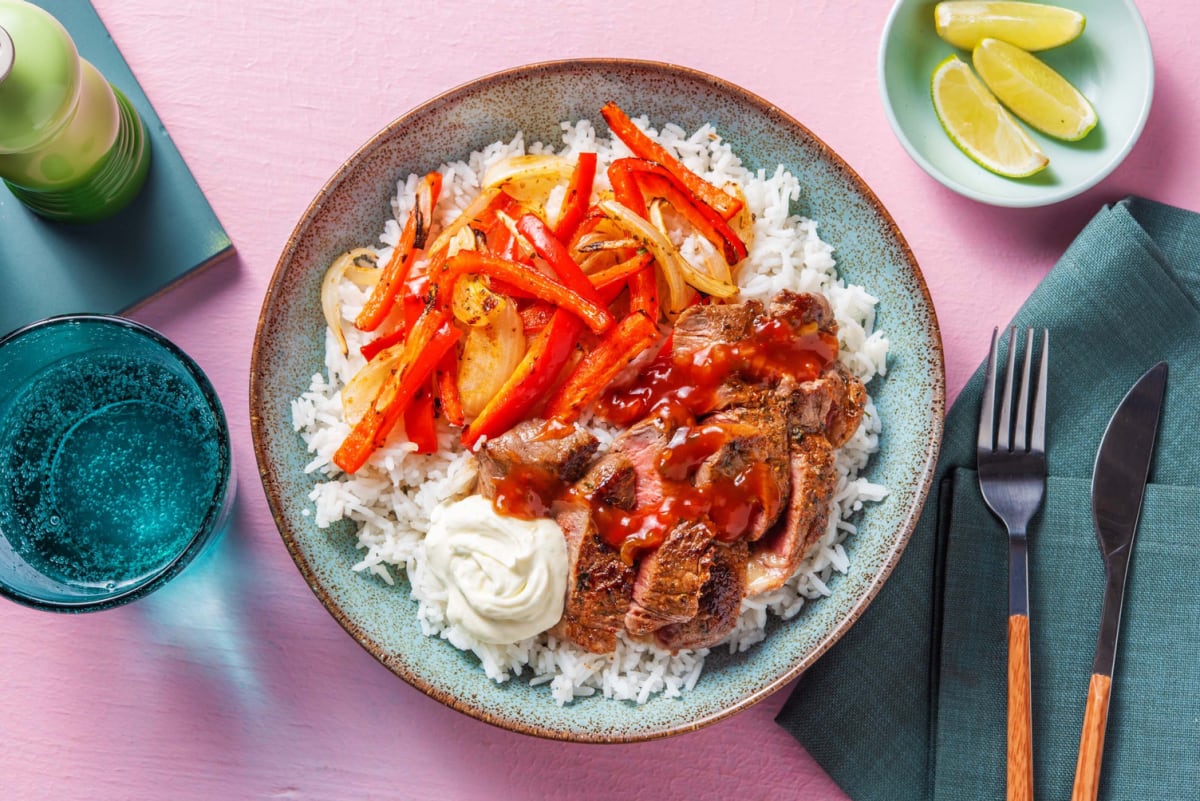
[879,0,1153,207]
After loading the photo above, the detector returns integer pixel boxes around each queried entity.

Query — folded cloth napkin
[776,197,1200,801]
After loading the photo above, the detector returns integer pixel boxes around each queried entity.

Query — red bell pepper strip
[587,250,654,293]
[514,213,609,311]
[440,251,613,335]
[600,102,743,221]
[403,384,439,454]
[480,192,526,261]
[543,312,660,424]
[628,265,659,321]
[553,152,597,243]
[359,271,429,361]
[566,205,609,251]
[519,301,556,334]
[461,310,583,448]
[608,161,647,218]
[434,348,465,427]
[334,310,461,474]
[360,328,404,363]
[610,158,747,265]
[356,172,442,332]
[486,278,540,301]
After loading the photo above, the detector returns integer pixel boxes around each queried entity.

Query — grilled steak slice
[624,520,715,636]
[775,375,835,434]
[654,540,749,652]
[552,503,636,654]
[825,363,867,448]
[767,289,834,333]
[607,414,674,509]
[694,403,790,541]
[671,300,763,359]
[745,432,836,595]
[476,419,599,500]
[575,452,637,511]
[774,363,866,448]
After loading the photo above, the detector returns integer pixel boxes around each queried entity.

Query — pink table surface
[4,2,1196,799]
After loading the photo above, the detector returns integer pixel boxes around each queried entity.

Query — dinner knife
[1070,361,1167,801]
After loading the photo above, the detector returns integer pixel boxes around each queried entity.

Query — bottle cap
[0,26,12,84]
[0,5,80,154]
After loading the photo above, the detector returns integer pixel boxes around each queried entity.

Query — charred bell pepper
[600,102,743,220]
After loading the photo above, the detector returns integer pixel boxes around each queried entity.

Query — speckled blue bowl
[250,59,944,742]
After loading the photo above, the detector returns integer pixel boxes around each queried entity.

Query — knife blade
[1071,361,1167,801]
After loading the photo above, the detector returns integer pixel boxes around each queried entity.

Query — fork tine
[1013,328,1034,451]
[1030,328,1048,454]
[978,327,999,452]
[996,327,1018,451]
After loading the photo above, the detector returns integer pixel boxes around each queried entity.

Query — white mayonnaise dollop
[424,494,567,645]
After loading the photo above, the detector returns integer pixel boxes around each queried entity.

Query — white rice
[291,116,890,705]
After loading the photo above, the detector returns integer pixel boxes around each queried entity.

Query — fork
[977,326,1049,801]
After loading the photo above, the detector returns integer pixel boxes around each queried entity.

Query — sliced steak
[693,403,790,541]
[825,363,867,448]
[475,419,599,501]
[774,375,835,434]
[654,540,749,652]
[767,289,834,333]
[624,520,715,636]
[552,503,636,654]
[774,363,866,448]
[607,414,675,509]
[575,452,637,511]
[671,299,763,359]
[745,432,837,595]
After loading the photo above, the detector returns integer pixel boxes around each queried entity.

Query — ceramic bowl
[250,59,944,742]
[879,0,1154,207]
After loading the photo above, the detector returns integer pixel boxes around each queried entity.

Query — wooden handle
[1007,614,1034,801]
[1071,673,1113,801]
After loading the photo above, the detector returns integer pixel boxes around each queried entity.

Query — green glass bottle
[0,1,150,223]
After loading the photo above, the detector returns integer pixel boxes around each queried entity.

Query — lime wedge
[931,55,1049,178]
[935,1,1085,51]
[973,38,1097,140]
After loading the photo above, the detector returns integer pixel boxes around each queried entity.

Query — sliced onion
[599,199,732,315]
[493,209,536,259]
[452,275,506,328]
[576,237,639,253]
[321,250,362,356]
[446,225,477,259]
[482,155,573,214]
[645,198,739,300]
[457,295,525,417]
[726,184,755,258]
[651,201,733,291]
[424,186,502,261]
[341,342,406,424]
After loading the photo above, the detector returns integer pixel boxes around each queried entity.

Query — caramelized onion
[457,291,525,417]
[321,247,378,356]
[340,341,406,424]
[482,154,573,215]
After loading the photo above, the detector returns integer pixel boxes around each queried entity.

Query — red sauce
[491,461,564,520]
[490,310,838,561]
[596,317,837,427]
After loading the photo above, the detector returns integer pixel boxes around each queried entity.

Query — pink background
[3,1,1196,799]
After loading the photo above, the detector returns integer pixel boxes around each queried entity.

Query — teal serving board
[0,0,233,335]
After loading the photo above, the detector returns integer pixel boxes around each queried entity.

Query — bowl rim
[877,0,1155,208]
[250,57,945,742]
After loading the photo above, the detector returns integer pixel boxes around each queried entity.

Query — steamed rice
[291,116,890,705]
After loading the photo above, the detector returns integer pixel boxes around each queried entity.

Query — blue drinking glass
[0,314,233,611]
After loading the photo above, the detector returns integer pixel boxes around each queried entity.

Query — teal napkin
[776,197,1200,801]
